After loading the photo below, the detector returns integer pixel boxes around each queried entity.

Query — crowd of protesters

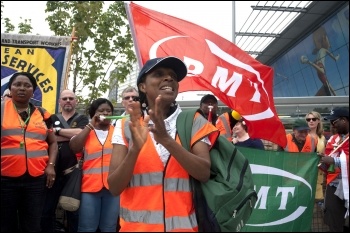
[1,58,348,232]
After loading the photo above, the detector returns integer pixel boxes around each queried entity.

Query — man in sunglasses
[41,89,89,232]
[111,86,139,127]
[319,107,349,232]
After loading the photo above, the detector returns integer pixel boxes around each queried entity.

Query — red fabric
[127,2,287,148]
[207,108,212,123]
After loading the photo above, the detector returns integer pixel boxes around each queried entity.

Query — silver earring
[142,103,147,108]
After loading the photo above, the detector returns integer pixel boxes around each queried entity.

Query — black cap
[200,94,218,104]
[324,107,349,121]
[137,56,187,85]
[293,119,310,131]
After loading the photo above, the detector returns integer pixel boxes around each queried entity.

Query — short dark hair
[122,86,138,96]
[200,94,218,105]
[87,98,114,118]
[8,72,37,91]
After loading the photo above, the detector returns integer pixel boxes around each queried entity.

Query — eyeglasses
[123,96,139,101]
[330,118,341,126]
[61,97,75,101]
[306,118,318,122]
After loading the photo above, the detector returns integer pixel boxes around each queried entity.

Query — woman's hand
[128,102,149,151]
[45,165,56,188]
[148,95,172,144]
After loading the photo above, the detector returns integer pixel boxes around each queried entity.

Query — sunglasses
[330,118,341,126]
[306,118,318,122]
[61,97,75,101]
[123,96,139,101]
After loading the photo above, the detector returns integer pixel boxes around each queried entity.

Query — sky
[1,1,256,99]
[1,1,255,42]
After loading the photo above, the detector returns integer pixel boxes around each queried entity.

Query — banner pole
[64,27,77,90]
[124,1,143,69]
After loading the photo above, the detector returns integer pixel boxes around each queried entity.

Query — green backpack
[176,109,257,232]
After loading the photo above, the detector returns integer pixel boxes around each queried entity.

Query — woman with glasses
[305,111,327,189]
[305,111,329,230]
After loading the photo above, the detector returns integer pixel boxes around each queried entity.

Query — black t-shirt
[51,112,89,174]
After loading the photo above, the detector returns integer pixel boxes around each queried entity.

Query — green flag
[236,147,319,232]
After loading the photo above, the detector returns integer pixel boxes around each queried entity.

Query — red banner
[127,2,287,147]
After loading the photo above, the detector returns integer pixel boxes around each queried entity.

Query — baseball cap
[324,107,349,121]
[137,56,187,85]
[293,119,310,131]
[200,94,218,104]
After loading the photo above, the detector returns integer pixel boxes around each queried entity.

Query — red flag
[127,2,287,147]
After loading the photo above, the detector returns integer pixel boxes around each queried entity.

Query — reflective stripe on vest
[129,172,191,192]
[120,207,197,231]
[81,127,114,192]
[1,100,49,177]
[217,113,232,141]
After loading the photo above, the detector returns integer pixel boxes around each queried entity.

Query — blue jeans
[41,172,79,232]
[1,174,46,232]
[78,188,120,232]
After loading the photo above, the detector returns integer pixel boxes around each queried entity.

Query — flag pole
[64,27,78,90]
[232,1,236,44]
[124,1,143,69]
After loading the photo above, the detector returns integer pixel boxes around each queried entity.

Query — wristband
[48,162,55,167]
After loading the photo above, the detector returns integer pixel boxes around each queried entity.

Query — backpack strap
[176,109,197,150]
[36,106,45,119]
[176,108,207,232]
[56,113,81,129]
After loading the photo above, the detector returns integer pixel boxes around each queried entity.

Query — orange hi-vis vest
[324,134,349,185]
[284,134,317,152]
[81,126,114,192]
[119,112,219,232]
[1,100,51,177]
[216,112,232,141]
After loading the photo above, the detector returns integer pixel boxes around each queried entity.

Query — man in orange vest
[279,119,317,152]
[198,94,219,125]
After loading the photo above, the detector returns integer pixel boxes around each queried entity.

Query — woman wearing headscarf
[1,72,57,232]
[108,56,219,232]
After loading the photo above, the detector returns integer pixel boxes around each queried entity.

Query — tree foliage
[1,1,137,108]
[1,1,32,34]
[45,1,136,107]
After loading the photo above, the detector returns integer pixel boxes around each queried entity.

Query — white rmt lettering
[183,56,204,76]
[205,39,264,103]
[211,66,242,97]
[276,187,295,210]
[254,185,295,210]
